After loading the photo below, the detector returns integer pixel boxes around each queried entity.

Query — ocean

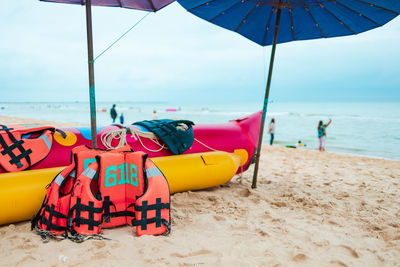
[1,101,399,161]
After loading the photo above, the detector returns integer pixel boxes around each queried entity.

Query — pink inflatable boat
[0,111,261,174]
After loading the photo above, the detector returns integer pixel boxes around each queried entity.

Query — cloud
[0,1,399,103]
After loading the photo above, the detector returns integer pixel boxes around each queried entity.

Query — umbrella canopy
[40,0,175,148]
[177,0,400,188]
[41,0,175,12]
[178,0,400,46]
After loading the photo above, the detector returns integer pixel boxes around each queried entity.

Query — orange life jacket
[0,125,54,172]
[132,158,171,236]
[32,163,77,237]
[69,151,171,236]
[68,161,104,236]
[32,146,171,239]
[96,151,145,228]
[31,145,132,237]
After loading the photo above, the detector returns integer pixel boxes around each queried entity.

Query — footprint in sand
[292,253,308,262]
[213,215,226,221]
[189,249,213,257]
[313,240,330,247]
[207,196,217,202]
[16,240,38,250]
[17,255,37,264]
[92,250,111,260]
[338,245,359,258]
[110,242,120,249]
[92,240,106,249]
[170,252,185,258]
[328,220,341,226]
[239,188,251,197]
[330,260,347,266]
[250,197,260,204]
[257,229,270,237]
[230,224,248,231]
[170,249,212,258]
[271,201,287,208]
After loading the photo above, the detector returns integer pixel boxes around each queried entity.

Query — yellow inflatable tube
[0,151,240,225]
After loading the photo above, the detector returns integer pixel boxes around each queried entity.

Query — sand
[0,115,399,266]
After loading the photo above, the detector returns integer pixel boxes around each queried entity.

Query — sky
[0,1,399,104]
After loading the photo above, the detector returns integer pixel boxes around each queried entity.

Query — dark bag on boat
[133,119,195,155]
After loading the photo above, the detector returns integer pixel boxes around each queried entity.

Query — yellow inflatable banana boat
[0,151,240,225]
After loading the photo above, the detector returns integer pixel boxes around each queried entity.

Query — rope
[131,130,166,152]
[193,138,219,152]
[100,127,226,153]
[92,12,151,63]
[101,128,166,152]
[101,129,128,149]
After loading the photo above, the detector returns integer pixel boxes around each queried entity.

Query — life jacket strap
[132,198,170,230]
[70,198,103,230]
[102,196,136,222]
[68,233,111,243]
[0,125,32,168]
[39,204,68,232]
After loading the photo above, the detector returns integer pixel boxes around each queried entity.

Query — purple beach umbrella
[41,0,175,12]
[40,0,175,148]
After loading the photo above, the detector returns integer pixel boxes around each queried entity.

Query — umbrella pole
[251,4,282,188]
[85,0,98,149]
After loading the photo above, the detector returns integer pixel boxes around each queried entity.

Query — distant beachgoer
[119,113,124,124]
[318,119,332,152]
[152,110,158,120]
[268,118,275,145]
[110,104,117,123]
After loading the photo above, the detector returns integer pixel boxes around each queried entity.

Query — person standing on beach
[110,104,117,123]
[318,119,332,152]
[152,110,158,120]
[268,118,275,145]
[119,113,124,124]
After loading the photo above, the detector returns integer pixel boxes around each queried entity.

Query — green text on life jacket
[105,163,139,187]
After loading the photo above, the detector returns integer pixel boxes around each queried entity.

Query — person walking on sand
[268,118,275,145]
[318,119,332,152]
[110,104,117,123]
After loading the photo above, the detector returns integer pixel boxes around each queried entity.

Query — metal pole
[85,0,98,148]
[251,2,282,188]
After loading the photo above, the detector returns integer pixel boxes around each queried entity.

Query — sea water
[1,102,399,161]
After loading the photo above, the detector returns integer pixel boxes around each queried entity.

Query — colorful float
[0,111,261,174]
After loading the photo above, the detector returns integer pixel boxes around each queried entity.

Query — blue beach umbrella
[40,0,175,148]
[177,0,400,188]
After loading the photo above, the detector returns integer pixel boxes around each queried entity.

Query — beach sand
[0,116,399,266]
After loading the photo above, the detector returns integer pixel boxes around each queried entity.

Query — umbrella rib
[301,0,326,38]
[235,0,262,32]
[188,0,218,12]
[209,0,247,23]
[354,0,399,15]
[148,0,156,11]
[334,0,380,26]
[288,0,295,40]
[262,6,276,45]
[320,2,355,34]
